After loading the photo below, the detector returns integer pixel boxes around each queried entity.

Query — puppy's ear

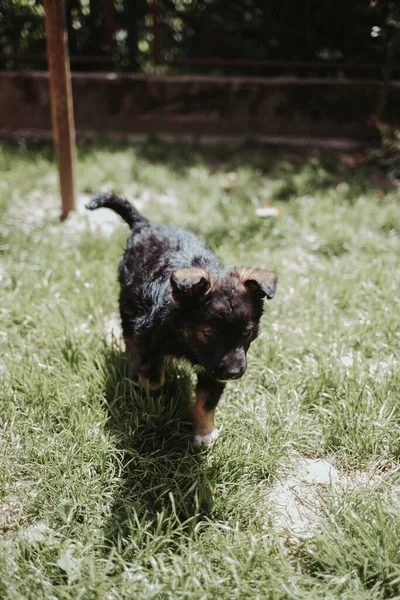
[235,267,277,300]
[170,267,211,306]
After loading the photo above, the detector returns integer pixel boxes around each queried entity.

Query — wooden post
[152,0,160,65]
[44,0,76,219]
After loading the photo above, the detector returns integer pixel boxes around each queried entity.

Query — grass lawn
[1,139,400,599]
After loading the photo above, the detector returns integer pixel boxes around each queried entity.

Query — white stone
[21,523,51,542]
[300,458,339,485]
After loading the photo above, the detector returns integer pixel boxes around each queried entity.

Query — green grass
[1,139,400,599]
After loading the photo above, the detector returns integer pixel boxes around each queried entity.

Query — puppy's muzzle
[212,349,247,381]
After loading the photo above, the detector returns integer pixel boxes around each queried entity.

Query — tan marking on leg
[193,389,215,437]
[138,365,165,391]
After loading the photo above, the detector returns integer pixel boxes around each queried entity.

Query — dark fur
[87,193,277,441]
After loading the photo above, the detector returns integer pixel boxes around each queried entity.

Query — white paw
[193,428,220,447]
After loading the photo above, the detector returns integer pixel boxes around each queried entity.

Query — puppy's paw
[193,428,220,447]
[138,372,165,391]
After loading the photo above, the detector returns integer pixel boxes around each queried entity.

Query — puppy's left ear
[170,267,211,306]
[235,267,277,300]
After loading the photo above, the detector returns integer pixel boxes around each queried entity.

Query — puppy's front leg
[124,337,140,376]
[138,358,165,391]
[193,373,225,446]
[124,337,165,391]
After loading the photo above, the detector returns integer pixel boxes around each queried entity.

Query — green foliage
[370,122,400,180]
[1,0,399,75]
[0,0,46,70]
[159,0,386,73]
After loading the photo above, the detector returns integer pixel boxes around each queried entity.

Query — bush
[0,0,399,77]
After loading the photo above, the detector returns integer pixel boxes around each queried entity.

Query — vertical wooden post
[105,0,114,55]
[152,0,160,65]
[44,0,76,219]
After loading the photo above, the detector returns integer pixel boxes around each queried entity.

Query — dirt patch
[103,313,123,347]
[266,458,339,540]
[0,478,37,546]
[10,188,179,235]
[265,457,392,543]
[16,191,124,235]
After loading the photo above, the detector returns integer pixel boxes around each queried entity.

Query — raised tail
[85,192,149,231]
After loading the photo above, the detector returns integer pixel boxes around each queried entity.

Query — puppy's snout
[224,365,246,380]
[213,348,247,381]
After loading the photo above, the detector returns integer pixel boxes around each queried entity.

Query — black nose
[227,366,246,379]
[214,365,246,381]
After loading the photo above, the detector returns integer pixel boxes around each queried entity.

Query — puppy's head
[171,266,277,381]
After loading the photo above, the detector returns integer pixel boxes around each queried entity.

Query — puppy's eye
[243,327,255,340]
[198,328,216,343]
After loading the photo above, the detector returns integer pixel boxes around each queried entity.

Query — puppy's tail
[86,193,150,231]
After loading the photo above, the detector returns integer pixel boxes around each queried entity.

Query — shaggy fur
[86,193,277,445]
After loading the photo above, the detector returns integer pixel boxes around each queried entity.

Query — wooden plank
[43,0,76,219]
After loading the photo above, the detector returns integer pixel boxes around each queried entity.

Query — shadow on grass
[99,345,215,548]
[1,137,390,210]
[131,138,378,190]
[83,136,386,201]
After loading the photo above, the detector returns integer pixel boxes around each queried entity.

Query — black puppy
[87,193,277,445]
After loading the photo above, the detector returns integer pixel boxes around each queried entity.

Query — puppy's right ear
[170,268,211,307]
[235,267,277,300]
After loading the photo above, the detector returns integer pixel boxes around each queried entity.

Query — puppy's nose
[222,365,246,380]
